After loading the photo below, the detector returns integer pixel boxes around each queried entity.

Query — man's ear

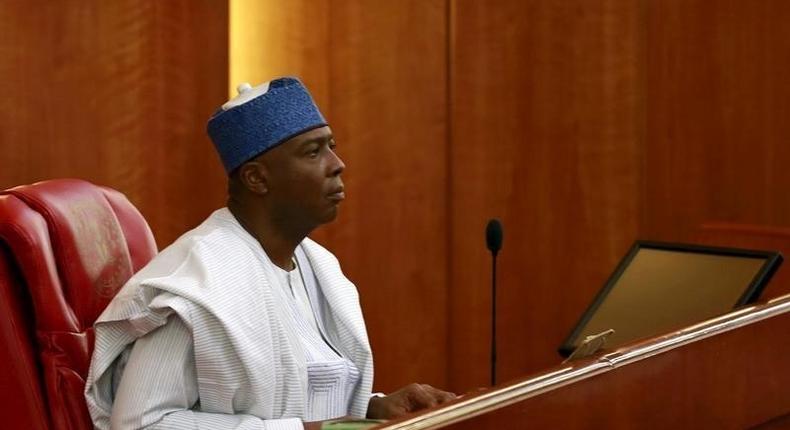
[237,161,268,195]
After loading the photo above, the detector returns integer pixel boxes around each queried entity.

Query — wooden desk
[376,294,790,429]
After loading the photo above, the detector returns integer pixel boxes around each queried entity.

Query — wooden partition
[0,1,229,247]
[376,293,790,429]
[448,0,645,390]
[319,0,450,392]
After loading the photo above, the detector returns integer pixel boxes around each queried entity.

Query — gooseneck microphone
[486,219,503,386]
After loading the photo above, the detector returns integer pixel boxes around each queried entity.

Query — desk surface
[377,293,790,429]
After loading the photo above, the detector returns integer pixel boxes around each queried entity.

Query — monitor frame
[558,240,783,357]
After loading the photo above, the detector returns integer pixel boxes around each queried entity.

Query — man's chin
[319,207,339,224]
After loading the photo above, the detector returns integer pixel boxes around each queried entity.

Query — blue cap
[207,77,328,174]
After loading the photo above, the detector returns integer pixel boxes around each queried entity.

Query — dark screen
[561,243,781,355]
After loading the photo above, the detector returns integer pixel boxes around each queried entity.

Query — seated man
[84,77,454,429]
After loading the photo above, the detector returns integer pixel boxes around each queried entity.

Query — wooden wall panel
[0,1,228,247]
[449,307,790,429]
[322,0,449,392]
[643,0,790,241]
[449,0,645,391]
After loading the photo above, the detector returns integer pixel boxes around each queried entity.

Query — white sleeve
[111,315,304,430]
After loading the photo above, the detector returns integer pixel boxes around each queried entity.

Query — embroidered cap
[207,77,328,174]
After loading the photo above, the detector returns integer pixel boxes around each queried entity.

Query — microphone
[485,219,503,386]
[486,219,503,256]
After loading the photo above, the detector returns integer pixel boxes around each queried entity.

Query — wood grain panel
[0,1,228,247]
[322,0,449,392]
[644,0,790,241]
[449,0,645,391]
[449,307,790,429]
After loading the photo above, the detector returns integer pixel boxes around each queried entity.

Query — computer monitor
[559,241,783,357]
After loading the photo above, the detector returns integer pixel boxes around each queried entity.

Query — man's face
[261,126,346,228]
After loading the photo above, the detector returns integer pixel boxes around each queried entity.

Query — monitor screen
[559,241,783,357]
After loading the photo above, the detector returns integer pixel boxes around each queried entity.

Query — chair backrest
[692,222,790,300]
[0,179,157,430]
[0,243,50,430]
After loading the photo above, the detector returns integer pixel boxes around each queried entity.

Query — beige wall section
[229,0,330,109]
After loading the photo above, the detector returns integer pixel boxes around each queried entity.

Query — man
[84,77,454,429]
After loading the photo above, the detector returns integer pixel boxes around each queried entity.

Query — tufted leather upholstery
[0,179,157,430]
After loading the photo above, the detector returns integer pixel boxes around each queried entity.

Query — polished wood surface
[449,0,644,390]
[0,1,228,247]
[321,0,450,392]
[643,0,790,241]
[448,0,790,392]
[453,310,790,428]
[376,294,790,429]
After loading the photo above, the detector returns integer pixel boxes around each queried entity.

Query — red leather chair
[0,179,157,430]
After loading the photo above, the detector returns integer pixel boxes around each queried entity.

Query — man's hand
[367,383,457,420]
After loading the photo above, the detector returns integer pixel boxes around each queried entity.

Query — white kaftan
[84,208,374,429]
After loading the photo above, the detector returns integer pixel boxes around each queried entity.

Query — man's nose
[330,150,345,176]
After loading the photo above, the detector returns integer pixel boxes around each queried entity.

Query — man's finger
[421,384,457,404]
[408,384,438,409]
